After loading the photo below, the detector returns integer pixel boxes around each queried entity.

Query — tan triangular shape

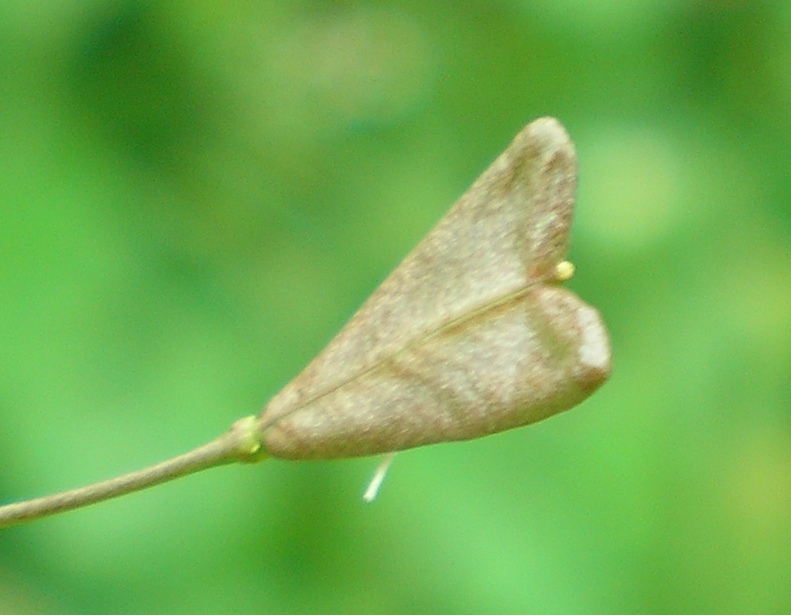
[259,117,611,459]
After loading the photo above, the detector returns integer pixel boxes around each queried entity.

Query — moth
[0,117,611,527]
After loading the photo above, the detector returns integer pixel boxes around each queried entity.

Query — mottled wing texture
[259,117,611,459]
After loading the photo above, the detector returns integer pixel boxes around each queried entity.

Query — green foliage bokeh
[1,2,790,613]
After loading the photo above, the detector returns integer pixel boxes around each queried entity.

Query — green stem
[0,415,266,529]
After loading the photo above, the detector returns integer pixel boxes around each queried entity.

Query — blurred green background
[1,1,790,613]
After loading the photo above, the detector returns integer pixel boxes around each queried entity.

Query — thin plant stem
[0,415,266,529]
